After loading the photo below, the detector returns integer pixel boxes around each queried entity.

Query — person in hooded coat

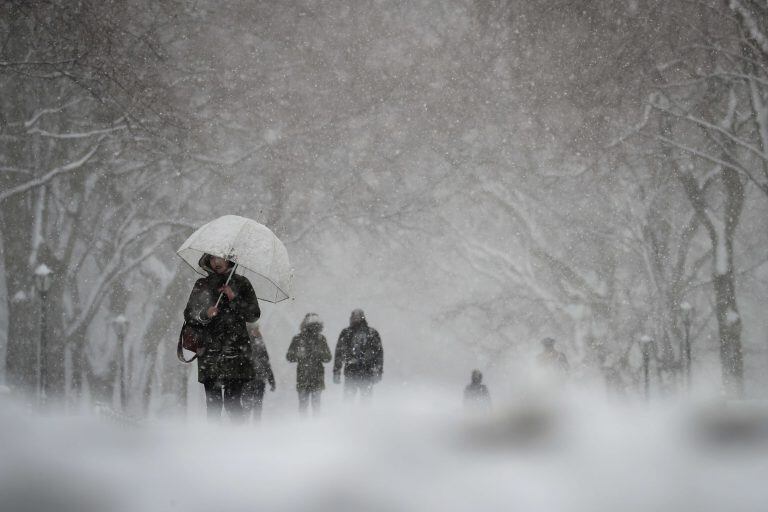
[333,309,383,401]
[183,254,260,421]
[464,369,491,410]
[536,337,570,375]
[286,313,332,416]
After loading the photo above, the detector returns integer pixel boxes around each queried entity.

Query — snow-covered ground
[1,388,767,512]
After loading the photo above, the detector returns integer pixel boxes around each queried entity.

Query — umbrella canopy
[177,215,292,302]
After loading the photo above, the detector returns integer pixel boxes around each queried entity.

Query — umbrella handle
[214,263,238,308]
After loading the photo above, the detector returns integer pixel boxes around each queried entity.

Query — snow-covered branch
[649,102,768,163]
[655,134,740,172]
[26,125,126,139]
[64,222,191,339]
[607,95,655,148]
[0,59,77,67]
[729,0,768,56]
[23,99,84,128]
[0,140,103,202]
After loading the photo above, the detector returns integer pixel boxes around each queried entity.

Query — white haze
[2,387,768,512]
[2,1,768,510]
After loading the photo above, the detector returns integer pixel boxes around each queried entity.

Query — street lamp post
[34,264,53,404]
[640,335,654,401]
[680,302,693,393]
[112,315,129,410]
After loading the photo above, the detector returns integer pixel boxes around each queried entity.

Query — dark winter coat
[536,349,570,374]
[333,321,383,380]
[286,329,332,392]
[251,335,275,389]
[184,270,260,383]
[464,383,491,408]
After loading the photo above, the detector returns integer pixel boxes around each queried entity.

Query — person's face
[350,311,364,326]
[209,256,231,274]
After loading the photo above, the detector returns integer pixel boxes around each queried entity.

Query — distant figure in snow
[242,323,276,421]
[287,313,332,416]
[183,254,260,422]
[333,309,383,401]
[464,369,491,410]
[536,337,570,376]
[597,351,626,400]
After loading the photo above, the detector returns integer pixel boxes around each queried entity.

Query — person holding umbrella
[177,215,292,420]
[183,254,260,421]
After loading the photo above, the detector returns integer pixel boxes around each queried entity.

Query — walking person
[243,323,276,421]
[333,309,383,401]
[183,254,260,422]
[463,369,491,411]
[536,337,570,376]
[286,313,332,416]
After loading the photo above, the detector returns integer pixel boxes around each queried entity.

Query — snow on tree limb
[0,59,77,67]
[654,134,758,184]
[26,125,126,139]
[649,102,768,162]
[607,97,655,148]
[23,99,85,128]
[729,0,768,56]
[64,223,192,339]
[0,139,103,202]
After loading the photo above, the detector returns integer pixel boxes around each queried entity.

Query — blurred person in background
[536,337,570,376]
[464,369,491,411]
[183,254,260,422]
[287,313,332,416]
[333,309,383,401]
[243,323,276,421]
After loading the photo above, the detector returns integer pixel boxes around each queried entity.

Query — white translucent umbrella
[176,215,292,303]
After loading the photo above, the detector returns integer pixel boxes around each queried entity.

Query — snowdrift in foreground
[1,391,767,512]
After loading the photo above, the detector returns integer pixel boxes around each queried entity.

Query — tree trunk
[713,272,743,396]
[713,165,745,397]
[140,265,192,415]
[1,196,36,395]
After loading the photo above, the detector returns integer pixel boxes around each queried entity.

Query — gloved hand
[270,382,276,392]
[333,373,341,384]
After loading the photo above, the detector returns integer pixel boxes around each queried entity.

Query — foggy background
[3,0,767,409]
[2,1,768,510]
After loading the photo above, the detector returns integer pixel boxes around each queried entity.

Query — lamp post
[640,335,654,401]
[680,302,693,393]
[112,315,129,410]
[34,264,53,404]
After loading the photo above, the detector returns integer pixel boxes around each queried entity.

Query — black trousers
[203,379,247,422]
[242,381,266,420]
[344,375,375,401]
[297,389,322,415]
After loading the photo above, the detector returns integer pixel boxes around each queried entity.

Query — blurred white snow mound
[1,391,767,512]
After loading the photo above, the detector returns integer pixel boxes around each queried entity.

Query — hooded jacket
[333,319,383,380]
[183,255,260,383]
[464,370,491,407]
[286,321,332,392]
